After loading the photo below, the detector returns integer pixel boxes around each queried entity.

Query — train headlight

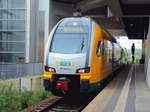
[45,66,56,72]
[76,67,90,73]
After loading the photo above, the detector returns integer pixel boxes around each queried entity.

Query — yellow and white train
[43,17,125,96]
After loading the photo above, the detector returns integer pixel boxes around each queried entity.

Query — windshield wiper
[81,40,84,52]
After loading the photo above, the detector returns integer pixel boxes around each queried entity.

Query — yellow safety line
[82,72,123,112]
[113,65,133,112]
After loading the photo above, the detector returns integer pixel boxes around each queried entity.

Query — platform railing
[0,63,43,80]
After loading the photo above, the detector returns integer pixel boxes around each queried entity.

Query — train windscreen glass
[50,24,89,54]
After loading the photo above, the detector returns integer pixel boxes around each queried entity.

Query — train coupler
[56,77,70,92]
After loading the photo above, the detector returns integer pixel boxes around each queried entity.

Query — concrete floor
[82,64,150,112]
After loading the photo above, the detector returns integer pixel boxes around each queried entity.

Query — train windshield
[50,25,89,54]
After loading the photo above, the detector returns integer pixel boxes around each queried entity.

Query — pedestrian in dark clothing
[131,43,135,63]
[131,43,135,56]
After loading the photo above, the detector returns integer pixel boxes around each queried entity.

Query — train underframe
[43,74,113,96]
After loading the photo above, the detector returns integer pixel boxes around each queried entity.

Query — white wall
[145,19,150,88]
[26,0,50,63]
[38,0,74,41]
[26,0,39,63]
[39,0,50,41]
[25,0,30,63]
[25,0,74,62]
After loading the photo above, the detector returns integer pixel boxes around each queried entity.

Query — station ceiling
[53,0,150,39]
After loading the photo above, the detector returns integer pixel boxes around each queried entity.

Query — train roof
[60,17,91,26]
[59,17,117,43]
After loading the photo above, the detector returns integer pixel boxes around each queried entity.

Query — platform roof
[53,0,150,39]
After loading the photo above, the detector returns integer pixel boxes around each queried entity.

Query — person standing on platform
[131,43,135,63]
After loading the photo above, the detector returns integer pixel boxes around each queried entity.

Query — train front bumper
[43,80,101,93]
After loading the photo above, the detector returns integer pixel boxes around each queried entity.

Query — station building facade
[0,0,51,63]
[0,0,76,63]
[0,0,26,63]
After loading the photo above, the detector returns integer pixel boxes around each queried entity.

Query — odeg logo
[55,61,77,66]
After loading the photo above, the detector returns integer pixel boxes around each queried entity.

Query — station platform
[82,64,150,112]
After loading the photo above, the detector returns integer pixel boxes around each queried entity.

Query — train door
[106,41,113,73]
[103,40,110,78]
[112,43,115,72]
[96,40,105,79]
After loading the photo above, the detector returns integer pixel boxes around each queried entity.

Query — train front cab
[43,21,113,95]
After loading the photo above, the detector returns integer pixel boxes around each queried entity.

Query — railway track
[42,94,98,112]
[22,96,61,112]
[22,93,98,112]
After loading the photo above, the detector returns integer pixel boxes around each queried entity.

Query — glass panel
[7,10,25,19]
[0,32,25,41]
[0,0,7,8]
[50,33,88,54]
[8,0,26,8]
[8,20,25,29]
[0,53,24,62]
[0,42,25,52]
[0,0,26,63]
[0,21,25,30]
[7,32,25,41]
[0,32,7,41]
[96,41,104,57]
[0,10,8,19]
[0,20,7,29]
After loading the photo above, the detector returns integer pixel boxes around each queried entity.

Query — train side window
[96,41,104,57]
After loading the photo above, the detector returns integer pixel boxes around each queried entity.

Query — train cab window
[96,41,104,57]
[50,25,89,54]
